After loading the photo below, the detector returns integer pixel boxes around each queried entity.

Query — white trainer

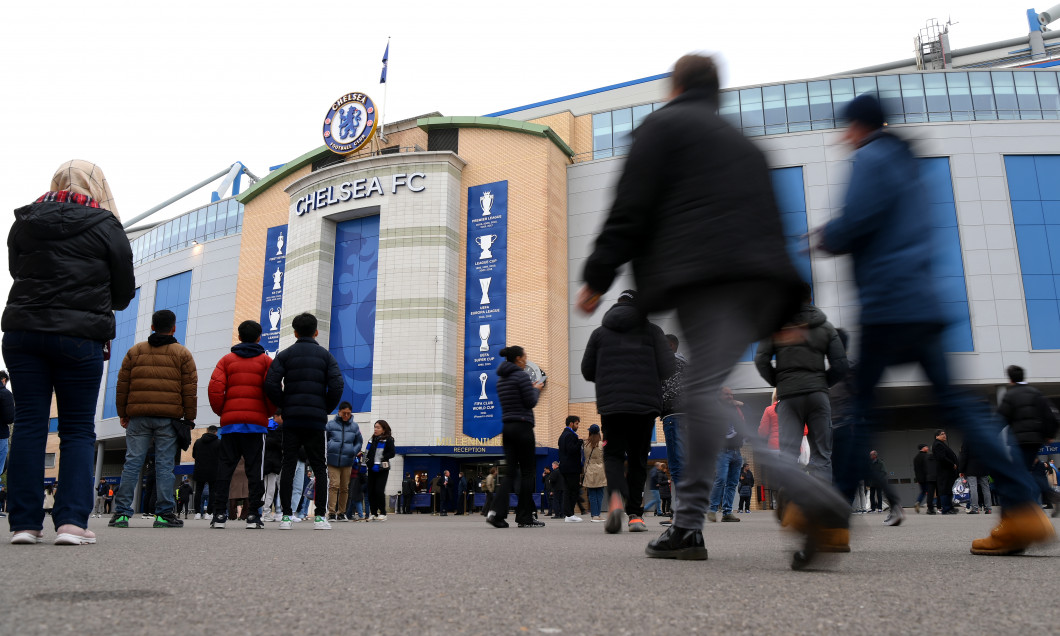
[194,513,203,520]
[314,516,332,530]
[564,515,584,523]
[278,516,292,530]
[377,514,387,521]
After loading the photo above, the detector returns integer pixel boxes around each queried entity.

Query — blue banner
[463,181,508,439]
[259,225,288,356]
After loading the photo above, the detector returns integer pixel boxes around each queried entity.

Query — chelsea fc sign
[323,92,379,155]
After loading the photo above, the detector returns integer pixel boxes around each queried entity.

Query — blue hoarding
[259,225,288,356]
[463,181,508,439]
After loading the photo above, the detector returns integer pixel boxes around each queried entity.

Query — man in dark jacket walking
[558,415,584,522]
[998,365,1060,515]
[932,430,959,515]
[581,290,674,534]
[912,444,935,514]
[755,287,848,482]
[192,426,220,519]
[325,401,363,522]
[265,312,344,530]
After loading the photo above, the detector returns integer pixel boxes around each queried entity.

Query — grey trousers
[672,282,850,531]
[778,392,833,481]
[965,475,992,512]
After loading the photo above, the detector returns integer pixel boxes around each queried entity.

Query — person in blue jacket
[324,402,363,522]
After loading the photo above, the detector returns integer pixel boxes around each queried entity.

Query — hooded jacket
[581,303,674,416]
[998,383,1059,446]
[754,305,848,399]
[263,336,344,430]
[192,431,221,481]
[496,360,539,425]
[325,415,364,467]
[4,200,135,342]
[116,334,198,421]
[209,342,274,430]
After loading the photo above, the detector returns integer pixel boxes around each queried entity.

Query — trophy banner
[259,224,288,357]
[463,181,508,439]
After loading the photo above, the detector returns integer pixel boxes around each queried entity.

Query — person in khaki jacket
[109,309,197,529]
[582,424,607,522]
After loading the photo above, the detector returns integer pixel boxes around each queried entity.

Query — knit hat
[842,94,885,130]
[50,160,119,219]
[617,289,637,304]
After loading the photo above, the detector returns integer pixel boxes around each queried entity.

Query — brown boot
[970,505,1057,555]
[817,527,851,553]
[780,502,850,552]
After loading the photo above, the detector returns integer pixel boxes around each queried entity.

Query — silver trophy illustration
[479,324,490,352]
[480,191,494,216]
[479,277,491,305]
[276,232,285,256]
[478,373,488,400]
[272,267,283,291]
[269,307,281,331]
[475,234,497,260]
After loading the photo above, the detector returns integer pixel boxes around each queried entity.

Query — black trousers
[492,422,536,524]
[550,491,562,516]
[483,492,494,515]
[737,495,749,512]
[562,472,581,517]
[193,480,215,514]
[279,428,329,517]
[367,468,389,516]
[211,432,266,517]
[601,412,655,516]
[869,486,883,511]
[176,499,190,517]
[924,481,939,511]
[937,471,956,512]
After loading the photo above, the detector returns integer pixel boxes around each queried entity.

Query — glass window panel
[785,83,811,132]
[653,102,666,111]
[830,78,854,125]
[592,112,612,160]
[718,91,741,129]
[235,205,244,231]
[808,80,833,130]
[969,72,996,120]
[899,74,927,123]
[990,71,1018,120]
[611,108,633,155]
[162,221,174,252]
[205,204,218,238]
[195,207,207,241]
[876,75,904,123]
[632,104,653,129]
[1014,72,1042,119]
[946,72,973,121]
[147,228,158,260]
[1037,71,1060,119]
[923,73,951,122]
[762,85,787,134]
[225,199,240,231]
[177,214,189,245]
[853,76,877,97]
[739,87,764,136]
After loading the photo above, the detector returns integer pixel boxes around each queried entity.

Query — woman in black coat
[486,345,545,529]
[363,420,396,520]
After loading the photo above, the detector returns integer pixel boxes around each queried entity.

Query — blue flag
[380,42,389,84]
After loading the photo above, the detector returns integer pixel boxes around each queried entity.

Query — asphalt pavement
[1,509,1057,635]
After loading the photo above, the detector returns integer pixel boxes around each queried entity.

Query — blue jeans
[0,437,8,479]
[2,331,103,532]
[114,417,178,516]
[287,460,305,515]
[709,448,742,514]
[587,486,605,517]
[662,413,684,504]
[836,323,1037,507]
[643,489,661,515]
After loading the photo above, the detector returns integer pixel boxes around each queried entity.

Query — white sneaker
[377,514,387,521]
[314,516,332,530]
[369,515,379,522]
[194,513,203,520]
[262,513,275,522]
[564,515,584,523]
[279,516,292,530]
[292,516,303,523]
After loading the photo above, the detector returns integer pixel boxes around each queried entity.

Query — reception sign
[462,181,508,439]
[259,224,288,356]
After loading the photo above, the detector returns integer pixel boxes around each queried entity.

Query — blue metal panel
[103,288,141,419]
[1012,200,1044,225]
[1005,156,1042,200]
[329,216,379,413]
[1027,299,1060,349]
[1035,155,1060,200]
[1024,274,1056,299]
[1015,226,1053,274]
[154,271,193,344]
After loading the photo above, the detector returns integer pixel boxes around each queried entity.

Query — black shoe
[926,510,937,515]
[486,511,509,528]
[517,519,545,528]
[645,526,708,560]
[245,514,264,529]
[440,512,448,517]
[210,513,227,529]
[337,513,349,522]
[328,513,337,522]
[109,514,129,528]
[153,513,184,528]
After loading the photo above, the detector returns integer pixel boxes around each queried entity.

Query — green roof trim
[416,116,574,158]
[237,145,332,205]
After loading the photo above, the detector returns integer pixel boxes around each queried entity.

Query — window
[763,85,787,135]
[1015,72,1042,120]
[1037,72,1060,119]
[991,71,1019,120]
[45,454,56,468]
[611,108,633,154]
[970,72,997,120]
[154,271,193,343]
[877,75,904,124]
[205,204,218,238]
[853,76,877,97]
[739,87,764,136]
[718,91,741,129]
[946,73,973,121]
[632,104,653,129]
[592,112,613,160]
[785,82,810,132]
[830,78,854,125]
[103,287,140,419]
[900,74,927,123]
[808,81,833,129]
[924,74,951,122]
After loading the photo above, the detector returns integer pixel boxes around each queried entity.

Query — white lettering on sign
[295,172,428,216]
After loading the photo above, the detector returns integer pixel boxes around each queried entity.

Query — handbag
[171,419,194,451]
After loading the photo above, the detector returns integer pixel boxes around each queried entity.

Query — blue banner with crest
[463,181,508,439]
[259,225,288,357]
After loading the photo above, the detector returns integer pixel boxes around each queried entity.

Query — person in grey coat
[755,285,848,481]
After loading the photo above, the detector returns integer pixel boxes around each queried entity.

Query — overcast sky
[0,0,1041,358]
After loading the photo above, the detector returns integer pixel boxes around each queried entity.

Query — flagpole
[379,37,390,144]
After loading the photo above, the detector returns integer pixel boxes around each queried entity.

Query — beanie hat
[843,94,885,130]
[617,289,637,304]
[588,424,600,435]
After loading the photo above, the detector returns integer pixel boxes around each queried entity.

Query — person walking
[866,450,902,523]
[998,365,1060,516]
[581,290,674,535]
[94,479,108,519]
[707,388,745,524]
[4,160,134,546]
[486,345,545,529]
[264,313,344,531]
[658,463,673,516]
[482,467,498,517]
[325,401,363,522]
[932,430,959,515]
[818,93,1052,555]
[582,425,606,522]
[176,478,192,519]
[643,463,662,518]
[110,309,197,531]
[363,420,395,520]
[660,334,686,516]
[207,319,274,530]
[558,415,584,523]
[192,425,221,520]
[912,444,933,514]
[959,442,992,515]
[402,472,416,515]
[545,462,563,519]
[738,464,754,513]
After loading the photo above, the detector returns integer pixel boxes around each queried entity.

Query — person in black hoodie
[264,312,344,530]
[4,161,134,546]
[933,430,959,514]
[581,290,674,534]
[192,426,221,520]
[486,345,545,529]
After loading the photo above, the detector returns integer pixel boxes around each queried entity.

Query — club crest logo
[323,92,379,155]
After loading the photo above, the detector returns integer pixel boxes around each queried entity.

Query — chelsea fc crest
[322,92,379,155]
